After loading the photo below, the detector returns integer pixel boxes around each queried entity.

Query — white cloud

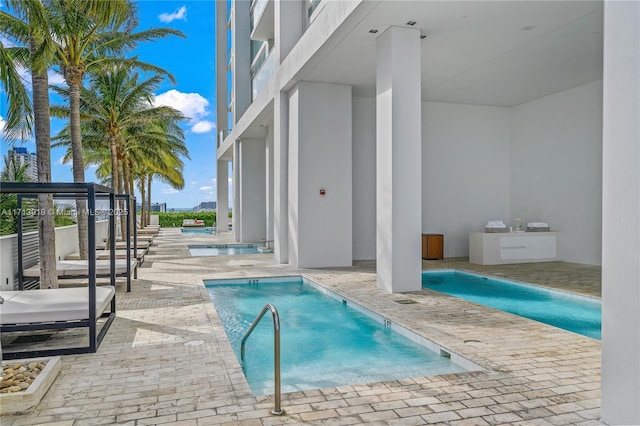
[228,177,233,184]
[212,178,217,183]
[161,187,179,194]
[208,192,214,196]
[48,70,65,85]
[191,120,215,134]
[158,6,187,23]
[199,186,212,191]
[57,156,67,165]
[153,90,214,133]
[191,181,197,185]
[0,115,6,134]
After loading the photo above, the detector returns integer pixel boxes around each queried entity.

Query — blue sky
[1,0,225,209]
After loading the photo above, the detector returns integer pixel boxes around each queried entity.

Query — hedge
[153,211,217,228]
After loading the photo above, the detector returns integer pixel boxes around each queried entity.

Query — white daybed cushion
[0,286,115,325]
[96,249,145,260]
[66,250,145,261]
[23,260,137,278]
[115,241,150,249]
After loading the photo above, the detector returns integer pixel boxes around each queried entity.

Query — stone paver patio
[2,229,602,425]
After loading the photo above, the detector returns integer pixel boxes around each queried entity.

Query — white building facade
[216,1,639,423]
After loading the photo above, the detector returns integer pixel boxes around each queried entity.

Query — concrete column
[232,140,240,242]
[601,1,640,424]
[288,82,353,268]
[273,92,289,263]
[266,125,274,242]
[274,0,303,64]
[216,160,229,233]
[239,139,267,242]
[215,0,228,135]
[232,0,251,123]
[376,26,422,293]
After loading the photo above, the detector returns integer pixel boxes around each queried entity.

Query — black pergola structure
[14,191,137,292]
[0,182,120,359]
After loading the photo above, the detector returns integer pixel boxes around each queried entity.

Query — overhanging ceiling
[302,1,603,107]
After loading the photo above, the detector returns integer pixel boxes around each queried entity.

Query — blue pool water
[181,227,215,234]
[422,271,601,339]
[206,276,468,395]
[189,244,259,256]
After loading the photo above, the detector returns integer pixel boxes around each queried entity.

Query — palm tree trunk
[68,80,88,259]
[31,37,57,289]
[139,175,146,228]
[109,137,120,245]
[147,175,152,226]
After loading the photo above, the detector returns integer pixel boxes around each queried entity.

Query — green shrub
[154,211,217,228]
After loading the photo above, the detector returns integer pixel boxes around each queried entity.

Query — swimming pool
[422,270,601,339]
[189,244,259,256]
[205,276,472,395]
[181,227,215,234]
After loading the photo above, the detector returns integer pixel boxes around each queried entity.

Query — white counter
[469,231,558,265]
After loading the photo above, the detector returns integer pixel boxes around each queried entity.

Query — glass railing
[251,49,275,101]
[218,128,231,148]
[308,0,322,18]
[250,0,268,32]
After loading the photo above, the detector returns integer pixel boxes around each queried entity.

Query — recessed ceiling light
[369,29,378,34]
[522,25,536,31]
[407,21,417,26]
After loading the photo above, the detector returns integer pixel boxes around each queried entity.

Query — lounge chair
[0,286,116,360]
[23,259,137,278]
[182,219,205,227]
[65,249,146,263]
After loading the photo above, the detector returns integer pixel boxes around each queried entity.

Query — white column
[266,125,274,243]
[216,160,229,233]
[215,0,228,135]
[231,0,251,122]
[239,139,266,242]
[274,0,303,64]
[601,1,640,424]
[376,26,422,293]
[288,82,353,268]
[232,140,240,242]
[273,92,289,263]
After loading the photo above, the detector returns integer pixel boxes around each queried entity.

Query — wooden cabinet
[422,234,444,260]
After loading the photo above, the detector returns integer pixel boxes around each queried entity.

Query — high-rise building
[8,147,37,181]
[193,201,216,212]
[216,1,639,420]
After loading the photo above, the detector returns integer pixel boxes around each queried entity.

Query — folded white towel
[487,221,506,227]
[528,222,549,228]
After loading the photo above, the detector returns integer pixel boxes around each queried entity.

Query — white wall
[0,220,110,290]
[352,96,376,260]
[422,102,512,257]
[0,234,17,290]
[288,81,353,268]
[239,138,267,242]
[601,1,640,422]
[511,80,602,265]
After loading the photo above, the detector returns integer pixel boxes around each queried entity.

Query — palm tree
[1,1,58,288]
[52,67,188,234]
[46,0,184,258]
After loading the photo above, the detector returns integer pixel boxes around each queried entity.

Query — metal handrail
[240,303,285,416]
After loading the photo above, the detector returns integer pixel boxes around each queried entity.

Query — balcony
[218,128,231,148]
[251,48,275,101]
[250,0,274,42]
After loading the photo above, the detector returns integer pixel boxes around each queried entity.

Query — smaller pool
[181,227,215,234]
[189,244,260,256]
[422,270,601,339]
